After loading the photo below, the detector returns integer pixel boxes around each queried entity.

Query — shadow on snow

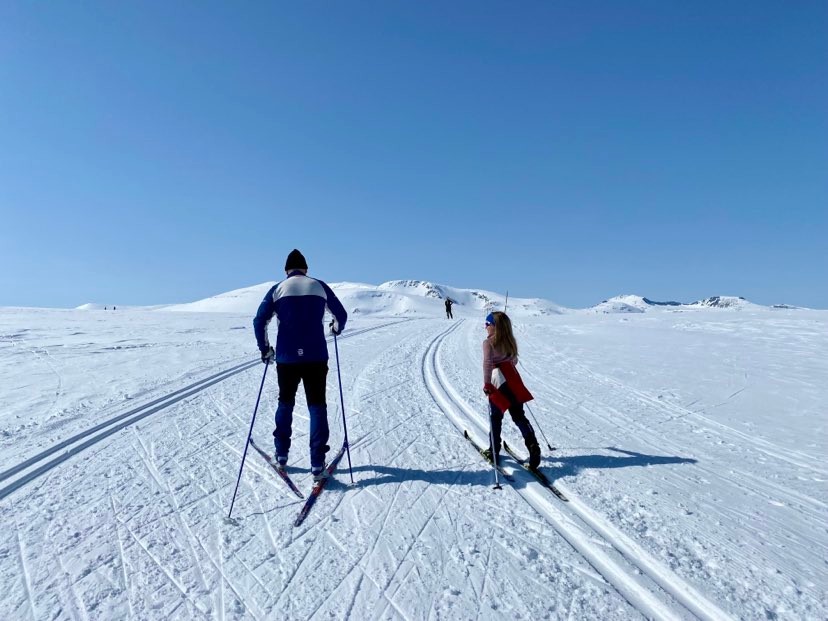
[333,447,696,489]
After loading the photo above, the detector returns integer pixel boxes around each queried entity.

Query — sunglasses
[485,321,493,327]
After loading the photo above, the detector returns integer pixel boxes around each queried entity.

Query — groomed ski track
[3,315,815,619]
[0,320,406,502]
[422,320,732,621]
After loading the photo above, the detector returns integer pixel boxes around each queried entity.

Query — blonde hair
[490,311,518,357]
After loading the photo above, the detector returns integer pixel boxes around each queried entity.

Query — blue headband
[485,313,495,325]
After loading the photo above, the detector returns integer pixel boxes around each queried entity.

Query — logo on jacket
[298,349,304,356]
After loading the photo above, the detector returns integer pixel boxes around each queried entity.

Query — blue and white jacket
[253,271,348,364]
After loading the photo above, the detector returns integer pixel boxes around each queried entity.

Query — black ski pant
[488,384,537,454]
[273,362,330,468]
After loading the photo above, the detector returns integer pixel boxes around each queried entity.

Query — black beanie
[285,249,308,271]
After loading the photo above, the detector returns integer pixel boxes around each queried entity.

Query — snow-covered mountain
[589,294,765,314]
[76,284,797,316]
[689,295,758,309]
[158,280,567,318]
[590,295,652,314]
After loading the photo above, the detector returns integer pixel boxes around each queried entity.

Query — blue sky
[1,2,826,309]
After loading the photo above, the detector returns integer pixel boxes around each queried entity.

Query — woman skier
[481,311,541,469]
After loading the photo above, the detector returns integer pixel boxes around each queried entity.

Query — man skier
[253,249,348,480]
[445,298,454,319]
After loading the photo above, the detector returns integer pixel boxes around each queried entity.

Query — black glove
[329,320,341,336]
[261,346,274,364]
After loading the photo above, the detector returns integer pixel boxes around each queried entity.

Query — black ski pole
[518,361,556,451]
[525,402,556,452]
[488,405,502,490]
[227,360,269,520]
[333,329,355,484]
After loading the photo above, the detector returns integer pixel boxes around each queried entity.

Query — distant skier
[253,249,348,481]
[480,311,541,468]
[445,298,453,319]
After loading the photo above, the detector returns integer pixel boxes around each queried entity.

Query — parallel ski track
[518,357,828,522]
[531,352,826,476]
[0,319,408,502]
[421,320,733,621]
[517,352,828,592]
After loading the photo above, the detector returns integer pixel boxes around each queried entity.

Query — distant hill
[588,294,765,314]
[690,296,756,309]
[156,279,566,318]
[73,285,803,316]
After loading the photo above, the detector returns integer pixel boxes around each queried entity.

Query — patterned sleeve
[482,339,494,386]
[320,280,348,332]
[253,285,277,351]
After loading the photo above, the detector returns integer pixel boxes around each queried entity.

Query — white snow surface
[1,301,826,620]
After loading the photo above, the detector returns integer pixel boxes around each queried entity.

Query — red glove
[483,382,496,395]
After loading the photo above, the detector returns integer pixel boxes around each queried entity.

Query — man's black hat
[285,249,308,271]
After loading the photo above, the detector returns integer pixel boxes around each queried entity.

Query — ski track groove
[525,361,826,538]
[383,474,462,605]
[476,529,496,621]
[15,515,37,621]
[0,359,256,486]
[425,484,462,621]
[57,552,88,621]
[187,519,271,620]
[215,520,225,621]
[170,453,224,512]
[249,477,280,553]
[118,516,211,617]
[541,354,824,475]
[132,430,213,594]
[339,558,366,621]
[0,320,409,505]
[523,358,806,613]
[424,319,735,621]
[233,549,271,596]
[320,529,394,618]
[330,431,426,618]
[109,492,134,618]
[272,529,321,612]
[127,459,265,621]
[5,337,65,422]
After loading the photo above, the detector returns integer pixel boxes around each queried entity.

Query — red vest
[486,360,533,410]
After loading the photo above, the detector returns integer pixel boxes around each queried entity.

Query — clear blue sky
[1,2,826,309]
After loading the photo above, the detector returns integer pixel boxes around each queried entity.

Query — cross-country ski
[249,437,304,499]
[503,441,569,501]
[294,444,348,527]
[463,429,515,482]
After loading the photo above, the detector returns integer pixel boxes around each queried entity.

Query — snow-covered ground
[0,299,825,620]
